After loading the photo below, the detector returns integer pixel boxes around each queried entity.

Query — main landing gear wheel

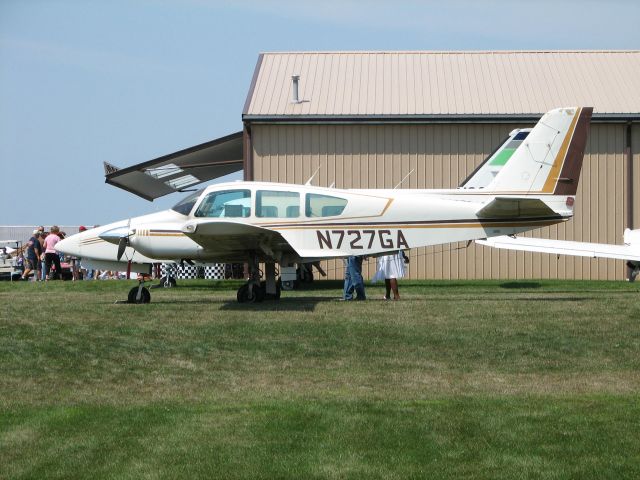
[128,286,151,304]
[261,279,281,300]
[237,283,265,303]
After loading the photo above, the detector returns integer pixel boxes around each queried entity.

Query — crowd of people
[19,225,88,281]
[13,225,155,282]
[343,250,410,301]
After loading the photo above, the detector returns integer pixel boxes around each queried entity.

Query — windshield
[171,189,203,216]
[194,189,252,218]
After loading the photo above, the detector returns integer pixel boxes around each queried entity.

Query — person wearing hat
[22,229,43,280]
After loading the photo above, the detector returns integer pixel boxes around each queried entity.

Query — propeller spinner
[98,219,134,261]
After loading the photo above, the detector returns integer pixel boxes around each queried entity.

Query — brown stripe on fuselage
[79,237,105,245]
[554,107,593,195]
[270,218,565,231]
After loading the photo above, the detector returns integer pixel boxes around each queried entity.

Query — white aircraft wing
[182,219,300,259]
[476,235,640,261]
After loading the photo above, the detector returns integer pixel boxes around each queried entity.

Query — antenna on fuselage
[393,169,415,190]
[305,165,322,186]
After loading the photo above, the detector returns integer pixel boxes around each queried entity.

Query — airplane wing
[476,197,558,218]
[105,131,243,201]
[476,235,640,261]
[181,220,299,259]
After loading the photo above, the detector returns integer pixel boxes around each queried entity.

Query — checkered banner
[160,263,225,280]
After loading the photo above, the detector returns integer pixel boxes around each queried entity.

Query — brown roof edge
[242,54,264,116]
[242,113,640,124]
[258,50,640,55]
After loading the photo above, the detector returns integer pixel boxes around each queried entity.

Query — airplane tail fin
[484,107,592,195]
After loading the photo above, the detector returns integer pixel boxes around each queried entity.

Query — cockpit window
[171,189,203,216]
[305,193,347,217]
[194,189,251,218]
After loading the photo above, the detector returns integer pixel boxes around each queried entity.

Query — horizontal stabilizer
[476,197,558,218]
[477,235,640,261]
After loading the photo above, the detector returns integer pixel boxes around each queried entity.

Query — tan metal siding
[633,124,640,231]
[252,123,630,281]
[246,51,640,117]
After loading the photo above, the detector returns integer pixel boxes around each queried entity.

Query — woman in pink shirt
[43,225,62,280]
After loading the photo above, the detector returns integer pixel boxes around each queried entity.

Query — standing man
[343,258,353,300]
[21,230,42,280]
[37,226,46,280]
[344,255,366,300]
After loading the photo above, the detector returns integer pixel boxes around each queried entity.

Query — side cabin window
[256,190,300,218]
[194,189,251,218]
[305,193,347,217]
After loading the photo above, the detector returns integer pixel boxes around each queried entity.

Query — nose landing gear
[126,276,152,304]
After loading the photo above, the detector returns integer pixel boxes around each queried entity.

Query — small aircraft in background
[477,228,640,281]
[0,240,22,281]
[57,106,593,302]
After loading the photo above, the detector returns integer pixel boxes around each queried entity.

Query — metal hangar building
[241,51,640,281]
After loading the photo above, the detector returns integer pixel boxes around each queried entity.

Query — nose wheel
[126,277,152,304]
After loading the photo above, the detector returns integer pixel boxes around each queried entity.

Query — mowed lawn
[1,279,640,479]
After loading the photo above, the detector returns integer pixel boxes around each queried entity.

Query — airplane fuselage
[58,181,573,265]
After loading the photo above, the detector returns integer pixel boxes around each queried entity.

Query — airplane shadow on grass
[115,295,332,311]
[219,297,331,312]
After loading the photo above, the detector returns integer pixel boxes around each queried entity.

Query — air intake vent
[291,74,301,103]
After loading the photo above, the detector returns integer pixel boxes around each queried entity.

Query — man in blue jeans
[343,256,366,300]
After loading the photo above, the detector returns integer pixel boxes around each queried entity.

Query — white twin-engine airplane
[57,106,592,302]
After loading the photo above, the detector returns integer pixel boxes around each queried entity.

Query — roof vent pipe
[291,74,301,103]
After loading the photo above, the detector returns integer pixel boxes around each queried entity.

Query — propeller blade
[117,237,128,261]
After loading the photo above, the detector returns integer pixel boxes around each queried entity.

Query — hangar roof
[243,51,640,121]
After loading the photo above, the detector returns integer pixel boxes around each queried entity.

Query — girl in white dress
[373,251,409,300]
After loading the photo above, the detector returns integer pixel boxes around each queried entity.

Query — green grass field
[1,279,640,479]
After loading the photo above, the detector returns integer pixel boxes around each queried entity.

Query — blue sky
[1,0,638,226]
